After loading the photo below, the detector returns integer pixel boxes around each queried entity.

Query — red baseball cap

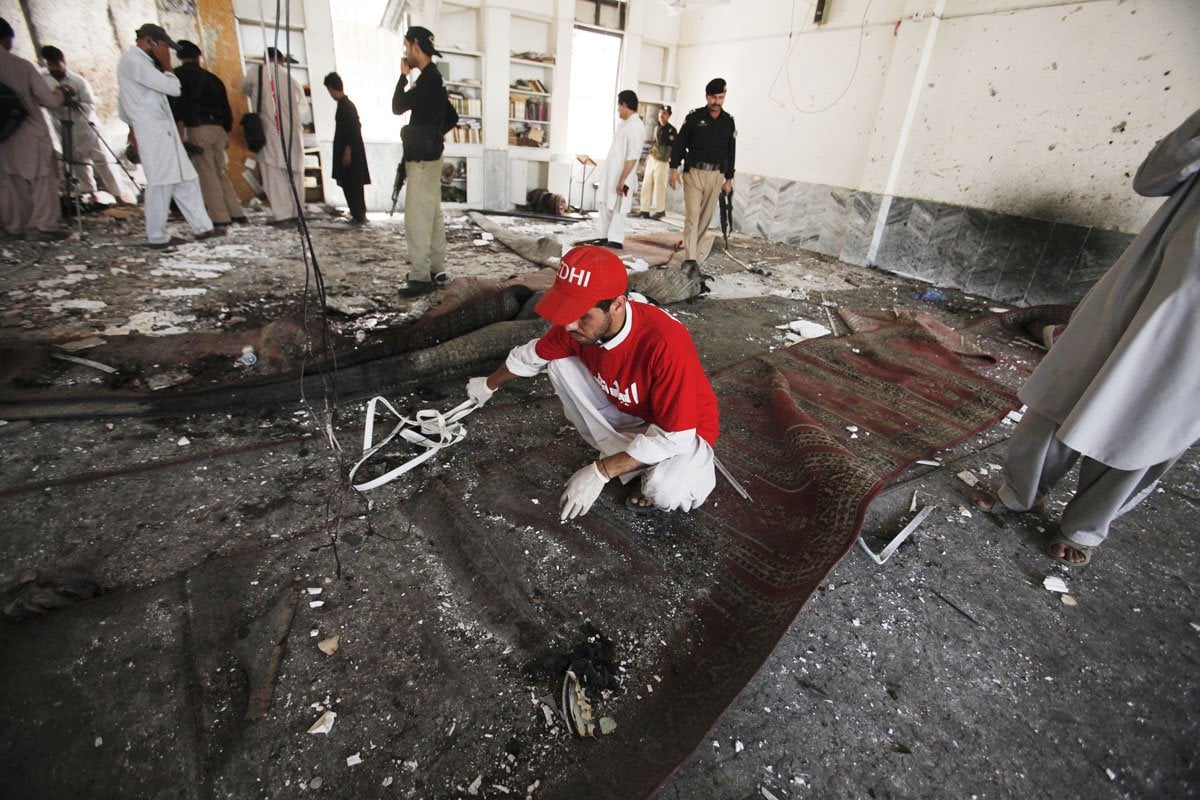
[534,246,629,325]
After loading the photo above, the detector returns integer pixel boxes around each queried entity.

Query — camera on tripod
[58,84,81,111]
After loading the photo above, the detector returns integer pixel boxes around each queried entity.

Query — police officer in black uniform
[669,78,736,270]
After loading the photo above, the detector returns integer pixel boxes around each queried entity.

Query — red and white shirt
[506,300,719,461]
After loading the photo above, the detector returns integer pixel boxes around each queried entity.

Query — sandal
[1048,536,1094,566]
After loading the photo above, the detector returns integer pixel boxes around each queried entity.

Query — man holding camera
[117,23,216,248]
[40,46,136,206]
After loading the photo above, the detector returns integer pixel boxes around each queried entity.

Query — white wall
[677,0,1200,233]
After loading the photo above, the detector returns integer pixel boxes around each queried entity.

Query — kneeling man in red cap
[467,245,719,521]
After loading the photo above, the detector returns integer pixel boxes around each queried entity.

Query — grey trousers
[261,162,303,221]
[997,409,1181,547]
[0,170,59,234]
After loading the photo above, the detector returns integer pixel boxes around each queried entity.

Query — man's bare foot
[625,495,662,516]
[1048,537,1094,566]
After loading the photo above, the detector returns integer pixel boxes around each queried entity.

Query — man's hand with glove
[560,462,609,521]
[466,376,495,407]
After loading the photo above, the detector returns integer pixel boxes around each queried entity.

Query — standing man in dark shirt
[640,104,675,220]
[172,40,245,226]
[391,26,452,298]
[324,72,370,225]
[669,78,736,271]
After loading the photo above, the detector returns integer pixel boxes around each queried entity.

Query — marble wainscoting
[729,174,1134,306]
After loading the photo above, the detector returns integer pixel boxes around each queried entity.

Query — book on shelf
[448,93,483,117]
[445,120,483,144]
[509,94,548,122]
[510,79,548,94]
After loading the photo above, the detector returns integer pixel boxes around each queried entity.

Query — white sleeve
[625,425,698,465]
[133,55,181,97]
[623,123,642,162]
[504,337,550,378]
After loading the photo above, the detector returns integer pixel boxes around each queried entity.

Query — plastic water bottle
[239,346,257,367]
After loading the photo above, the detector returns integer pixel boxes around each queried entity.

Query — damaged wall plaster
[676,0,1200,233]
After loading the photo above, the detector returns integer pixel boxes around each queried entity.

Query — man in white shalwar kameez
[594,90,643,249]
[977,107,1200,566]
[0,18,69,238]
[117,23,214,248]
[243,47,308,224]
[41,46,136,205]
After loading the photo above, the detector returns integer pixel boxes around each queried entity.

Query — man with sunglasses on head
[466,245,720,521]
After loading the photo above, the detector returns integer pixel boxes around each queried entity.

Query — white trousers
[56,121,132,201]
[261,162,303,221]
[595,201,627,245]
[144,180,213,244]
[547,357,716,512]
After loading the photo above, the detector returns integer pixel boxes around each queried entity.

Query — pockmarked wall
[675,0,1200,303]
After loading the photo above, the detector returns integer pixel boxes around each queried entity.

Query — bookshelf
[508,57,554,149]
[439,49,485,150]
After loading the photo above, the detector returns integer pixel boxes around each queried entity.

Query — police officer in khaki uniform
[639,104,676,219]
[669,78,735,270]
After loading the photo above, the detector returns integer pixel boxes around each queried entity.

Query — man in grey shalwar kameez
[242,47,308,225]
[0,18,69,238]
[981,107,1200,566]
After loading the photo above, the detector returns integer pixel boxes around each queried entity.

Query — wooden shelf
[510,57,555,68]
[509,88,550,97]
[509,118,549,125]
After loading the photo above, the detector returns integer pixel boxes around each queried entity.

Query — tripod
[54,99,144,237]
[84,116,142,203]
[56,115,85,236]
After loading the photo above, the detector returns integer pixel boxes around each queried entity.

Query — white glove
[559,462,608,521]
[466,376,495,406]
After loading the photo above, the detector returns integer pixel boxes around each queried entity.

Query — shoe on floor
[399,281,436,298]
[606,241,623,249]
[266,217,297,228]
[651,211,666,220]
[194,227,226,241]
[681,259,698,271]
[230,216,249,224]
[146,236,187,250]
